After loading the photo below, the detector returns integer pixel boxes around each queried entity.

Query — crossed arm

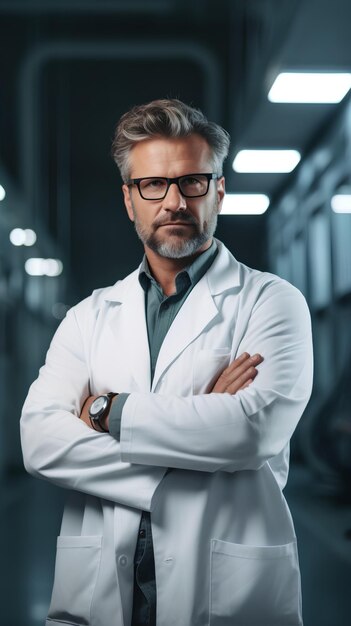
[21,342,263,510]
[21,280,313,507]
[79,352,264,433]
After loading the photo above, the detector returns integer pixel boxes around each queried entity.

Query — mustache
[153,212,198,228]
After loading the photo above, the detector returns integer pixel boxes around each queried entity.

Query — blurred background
[0,0,351,624]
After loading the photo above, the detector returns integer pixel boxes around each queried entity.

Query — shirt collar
[138,240,218,294]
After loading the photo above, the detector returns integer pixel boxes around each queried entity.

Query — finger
[213,365,257,395]
[238,378,253,391]
[225,352,251,371]
[218,354,263,386]
[210,353,263,393]
[226,354,264,394]
[225,353,263,374]
[211,357,254,393]
[226,366,258,394]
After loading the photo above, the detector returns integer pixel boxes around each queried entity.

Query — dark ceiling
[0,0,350,303]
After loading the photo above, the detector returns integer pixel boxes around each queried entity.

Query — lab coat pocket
[193,349,231,394]
[47,535,102,625]
[210,538,302,626]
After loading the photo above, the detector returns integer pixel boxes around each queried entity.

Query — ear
[216,176,226,214]
[122,184,135,222]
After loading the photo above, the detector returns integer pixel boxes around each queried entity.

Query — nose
[162,181,187,211]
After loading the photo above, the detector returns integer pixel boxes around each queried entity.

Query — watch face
[90,395,107,418]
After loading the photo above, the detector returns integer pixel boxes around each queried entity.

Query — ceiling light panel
[331,194,351,213]
[10,228,37,246]
[25,258,63,277]
[233,150,301,173]
[221,194,270,215]
[268,72,351,103]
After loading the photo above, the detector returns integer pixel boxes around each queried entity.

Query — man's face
[122,135,225,259]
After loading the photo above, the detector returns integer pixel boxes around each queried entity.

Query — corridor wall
[267,97,351,485]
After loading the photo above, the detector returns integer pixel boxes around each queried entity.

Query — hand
[210,352,263,394]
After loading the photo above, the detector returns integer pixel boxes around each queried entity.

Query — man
[21,98,313,626]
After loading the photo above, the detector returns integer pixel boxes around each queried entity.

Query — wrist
[88,392,118,433]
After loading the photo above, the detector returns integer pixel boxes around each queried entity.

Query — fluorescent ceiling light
[268,72,351,103]
[233,150,301,173]
[221,194,270,215]
[10,228,37,246]
[25,258,63,277]
[331,194,351,213]
[0,184,6,201]
[23,229,37,246]
[10,228,26,246]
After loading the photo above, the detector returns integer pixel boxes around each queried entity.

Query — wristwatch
[89,392,118,432]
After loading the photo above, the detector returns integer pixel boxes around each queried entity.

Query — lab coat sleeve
[120,280,313,472]
[20,306,166,511]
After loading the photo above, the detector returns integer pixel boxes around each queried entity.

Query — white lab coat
[21,240,313,626]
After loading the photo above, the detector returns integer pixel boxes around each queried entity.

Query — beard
[131,201,219,259]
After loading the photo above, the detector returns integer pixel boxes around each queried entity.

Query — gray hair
[111,98,230,182]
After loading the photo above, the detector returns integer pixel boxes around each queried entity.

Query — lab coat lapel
[152,275,218,391]
[104,242,240,393]
[106,273,151,392]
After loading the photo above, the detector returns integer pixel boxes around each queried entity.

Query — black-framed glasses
[126,173,220,200]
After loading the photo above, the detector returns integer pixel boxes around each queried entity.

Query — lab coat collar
[102,240,241,392]
[103,240,241,304]
[207,238,241,294]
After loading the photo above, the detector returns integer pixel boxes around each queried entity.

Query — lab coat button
[118,554,128,567]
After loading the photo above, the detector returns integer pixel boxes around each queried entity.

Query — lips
[160,222,192,226]
[156,219,196,228]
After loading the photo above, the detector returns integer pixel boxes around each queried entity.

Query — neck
[145,239,212,296]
